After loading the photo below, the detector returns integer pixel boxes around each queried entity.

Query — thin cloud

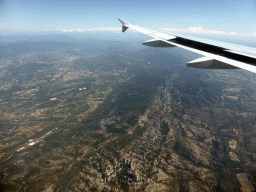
[62,27,121,32]
[244,32,256,37]
[161,26,238,36]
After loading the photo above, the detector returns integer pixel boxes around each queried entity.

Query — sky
[0,0,256,39]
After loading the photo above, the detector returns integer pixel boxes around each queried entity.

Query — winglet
[118,18,129,26]
[118,18,129,32]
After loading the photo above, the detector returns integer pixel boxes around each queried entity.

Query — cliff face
[55,73,255,192]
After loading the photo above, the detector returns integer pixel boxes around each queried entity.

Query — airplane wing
[118,18,256,74]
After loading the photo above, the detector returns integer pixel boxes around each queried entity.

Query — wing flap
[187,57,239,69]
[143,39,176,47]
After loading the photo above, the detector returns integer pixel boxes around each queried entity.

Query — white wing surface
[118,18,256,73]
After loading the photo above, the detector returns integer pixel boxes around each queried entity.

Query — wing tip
[118,18,129,32]
[118,18,129,25]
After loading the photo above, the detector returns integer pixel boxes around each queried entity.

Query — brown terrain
[0,40,256,191]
